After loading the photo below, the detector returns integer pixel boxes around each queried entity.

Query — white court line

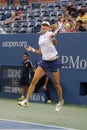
[0,118,79,130]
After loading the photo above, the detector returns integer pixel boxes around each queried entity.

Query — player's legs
[51,71,63,101]
[51,71,64,111]
[18,66,46,106]
[26,66,46,101]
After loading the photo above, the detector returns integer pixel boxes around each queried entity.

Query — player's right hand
[26,46,32,51]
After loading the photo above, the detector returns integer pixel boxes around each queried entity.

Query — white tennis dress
[38,31,58,61]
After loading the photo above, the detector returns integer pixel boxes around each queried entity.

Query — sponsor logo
[2,41,28,48]
[12,87,21,94]
[61,55,87,70]
[30,93,46,103]
[7,69,21,78]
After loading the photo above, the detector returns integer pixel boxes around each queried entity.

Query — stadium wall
[0,33,87,105]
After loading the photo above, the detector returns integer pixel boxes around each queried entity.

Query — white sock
[24,99,28,103]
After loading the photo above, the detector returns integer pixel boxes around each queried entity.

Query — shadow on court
[0,98,87,130]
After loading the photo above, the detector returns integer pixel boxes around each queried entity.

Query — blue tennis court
[0,119,78,130]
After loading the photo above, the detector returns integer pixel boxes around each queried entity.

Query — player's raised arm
[50,34,57,46]
[26,46,42,55]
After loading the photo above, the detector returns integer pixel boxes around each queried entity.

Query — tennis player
[18,21,64,111]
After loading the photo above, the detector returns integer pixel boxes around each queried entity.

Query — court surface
[0,98,87,130]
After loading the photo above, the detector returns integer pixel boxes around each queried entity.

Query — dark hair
[77,20,83,24]
[23,52,28,57]
[77,9,85,15]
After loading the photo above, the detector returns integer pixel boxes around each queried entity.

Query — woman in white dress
[18,21,64,111]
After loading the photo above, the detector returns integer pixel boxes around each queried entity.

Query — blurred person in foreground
[18,52,33,101]
[18,21,64,112]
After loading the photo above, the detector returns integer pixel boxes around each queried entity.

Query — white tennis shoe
[55,100,64,112]
[18,100,29,107]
